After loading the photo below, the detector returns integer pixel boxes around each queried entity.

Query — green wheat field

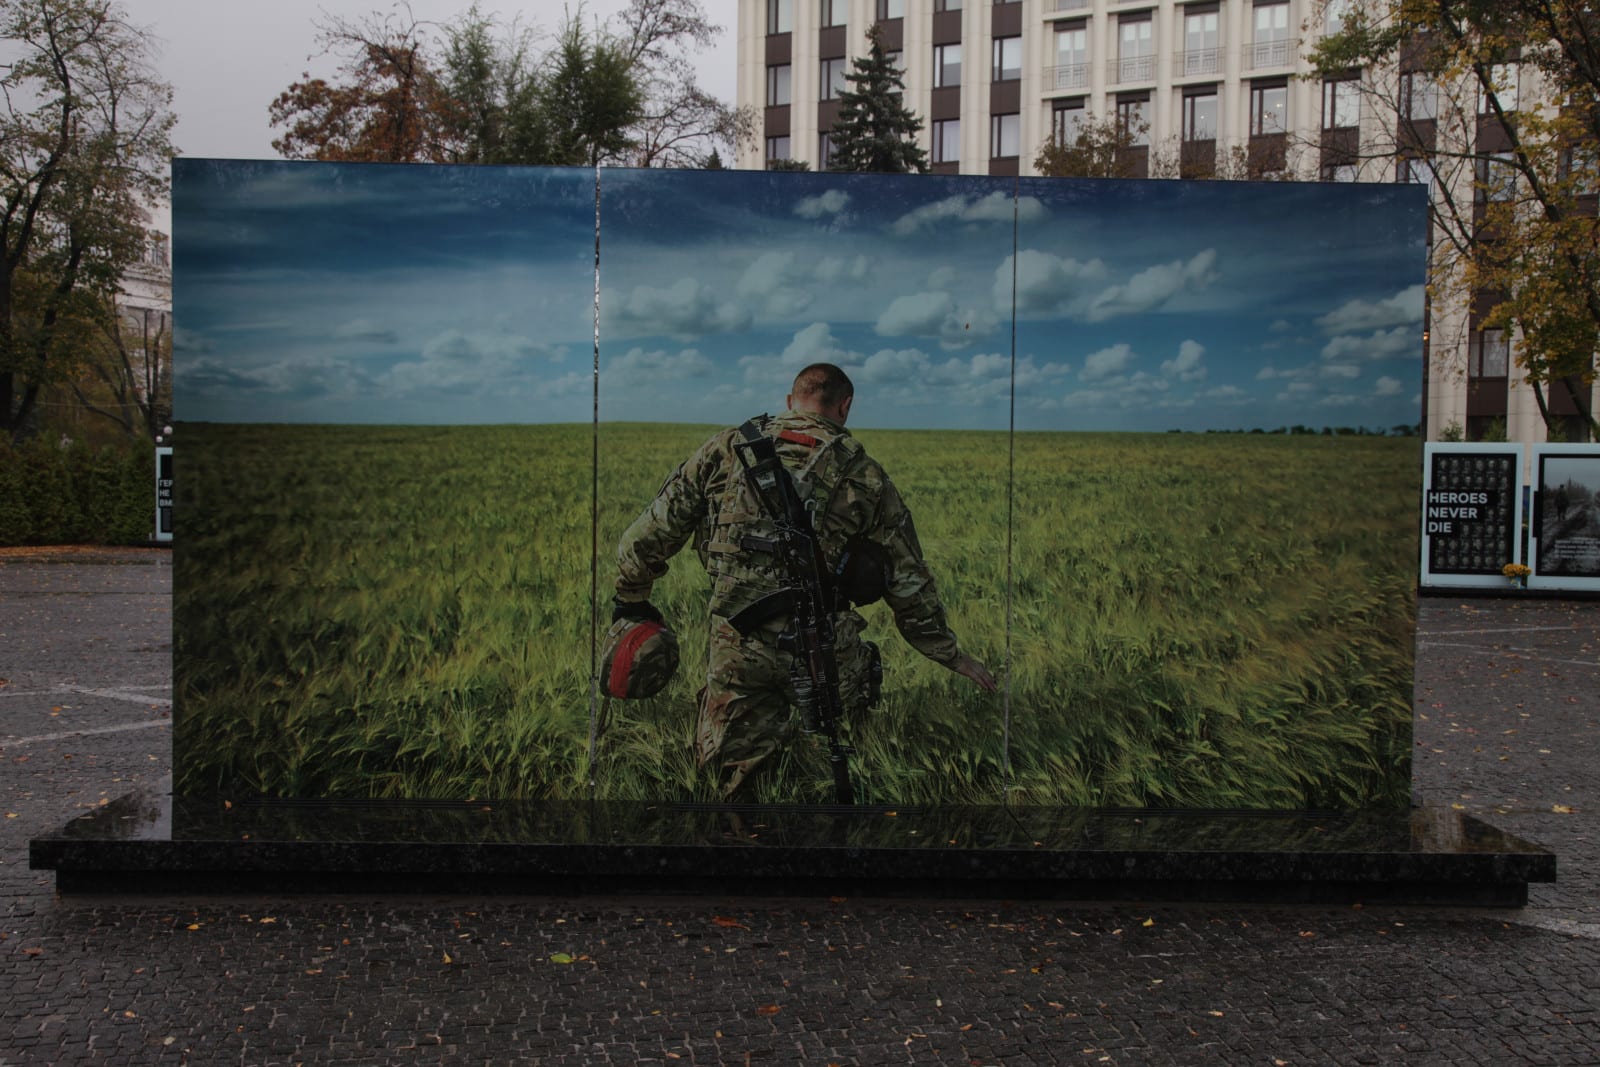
[173,422,1416,808]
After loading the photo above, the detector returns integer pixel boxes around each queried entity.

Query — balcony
[1245,38,1292,69]
[1043,62,1090,92]
[1174,47,1221,78]
[1048,0,1089,11]
[1110,54,1155,84]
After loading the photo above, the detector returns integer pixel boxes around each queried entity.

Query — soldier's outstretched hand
[952,653,998,693]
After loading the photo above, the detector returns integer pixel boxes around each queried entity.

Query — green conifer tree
[825,24,928,174]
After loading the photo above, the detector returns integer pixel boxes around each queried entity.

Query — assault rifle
[726,417,854,805]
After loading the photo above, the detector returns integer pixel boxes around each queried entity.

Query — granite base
[31,788,1555,905]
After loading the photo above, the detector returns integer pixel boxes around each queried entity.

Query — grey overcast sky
[135,0,741,166]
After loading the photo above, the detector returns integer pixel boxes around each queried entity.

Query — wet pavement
[2,549,1596,1065]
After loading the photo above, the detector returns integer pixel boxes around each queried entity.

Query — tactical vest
[699,414,867,621]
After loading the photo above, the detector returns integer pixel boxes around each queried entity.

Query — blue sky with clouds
[174,160,1426,431]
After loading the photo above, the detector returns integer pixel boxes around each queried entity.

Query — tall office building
[737,0,1600,444]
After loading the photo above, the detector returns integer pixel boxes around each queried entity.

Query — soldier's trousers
[696,609,876,798]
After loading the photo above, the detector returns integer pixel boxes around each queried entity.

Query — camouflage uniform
[615,409,962,796]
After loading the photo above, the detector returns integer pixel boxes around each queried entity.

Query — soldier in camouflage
[613,362,996,797]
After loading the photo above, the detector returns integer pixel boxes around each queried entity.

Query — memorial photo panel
[1005,179,1426,809]
[596,170,1016,804]
[172,161,598,798]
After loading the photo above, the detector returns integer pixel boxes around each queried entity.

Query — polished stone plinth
[31,788,1555,904]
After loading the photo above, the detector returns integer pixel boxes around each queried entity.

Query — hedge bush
[0,440,157,546]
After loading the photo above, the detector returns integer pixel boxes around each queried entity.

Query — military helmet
[599,616,679,700]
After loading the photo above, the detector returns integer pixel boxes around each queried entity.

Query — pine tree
[826,24,928,174]
[703,146,725,169]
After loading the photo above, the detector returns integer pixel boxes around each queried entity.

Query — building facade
[737,0,1600,444]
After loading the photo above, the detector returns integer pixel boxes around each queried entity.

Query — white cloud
[1084,249,1219,323]
[1320,324,1418,362]
[1004,249,1109,313]
[1315,283,1426,334]
[607,346,713,379]
[1374,375,1405,396]
[794,189,850,218]
[333,318,398,344]
[927,265,958,289]
[737,251,813,318]
[1160,339,1206,382]
[875,290,998,348]
[1321,363,1361,379]
[782,322,851,367]
[859,347,931,384]
[618,277,752,339]
[385,326,565,394]
[890,191,1048,236]
[1081,343,1135,382]
[1200,385,1248,403]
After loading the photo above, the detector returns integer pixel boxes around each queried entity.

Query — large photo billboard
[173,160,1424,810]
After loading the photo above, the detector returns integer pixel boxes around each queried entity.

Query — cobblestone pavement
[1,551,1597,1065]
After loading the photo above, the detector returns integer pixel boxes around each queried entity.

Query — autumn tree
[269,0,745,169]
[826,24,929,174]
[0,0,176,443]
[1311,0,1600,440]
[68,295,170,443]
[1035,112,1148,178]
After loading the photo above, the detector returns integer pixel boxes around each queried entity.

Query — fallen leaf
[550,952,574,964]
[4,813,16,819]
[1208,1011,1225,1017]
[1142,918,1155,927]
[185,924,201,931]
[756,1004,781,1016]
[258,917,277,924]
[442,951,452,964]
[712,916,748,929]
[960,1024,973,1031]
[1299,931,1317,939]
[23,947,43,958]
[1553,804,1576,814]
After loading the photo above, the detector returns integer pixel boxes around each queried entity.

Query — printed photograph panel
[172,160,597,799]
[1006,179,1426,809]
[595,169,1015,804]
[1530,446,1600,589]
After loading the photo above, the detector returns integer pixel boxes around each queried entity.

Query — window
[933,118,961,162]
[1183,90,1218,141]
[1401,72,1438,121]
[1469,328,1509,377]
[1560,144,1600,194]
[1117,95,1149,146]
[1118,16,1154,81]
[934,43,962,88]
[1183,9,1220,75]
[1322,77,1360,129]
[1054,99,1086,144]
[886,50,903,74]
[1053,26,1088,90]
[821,57,847,100]
[821,0,845,27]
[993,36,1022,82]
[766,64,791,107]
[819,132,835,170]
[1324,0,1349,34]
[935,0,962,9]
[991,112,1020,157]
[1251,2,1290,67]
[1479,62,1519,113]
[767,0,792,34]
[765,135,791,163]
[877,0,904,18]
[1250,81,1287,135]
[1477,151,1518,202]
[1399,158,1438,201]
[1321,162,1358,181]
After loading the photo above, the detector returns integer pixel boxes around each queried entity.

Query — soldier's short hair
[792,363,854,408]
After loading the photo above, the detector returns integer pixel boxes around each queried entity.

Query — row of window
[767,112,1016,164]
[768,0,1023,33]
